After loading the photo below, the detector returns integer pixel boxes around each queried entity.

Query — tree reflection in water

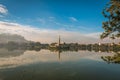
[101,52,120,64]
[1,44,120,64]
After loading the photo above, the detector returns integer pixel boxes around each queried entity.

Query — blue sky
[0,0,111,43]
[0,0,109,33]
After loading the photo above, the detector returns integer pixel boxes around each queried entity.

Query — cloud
[48,16,56,22]
[0,4,8,15]
[49,16,55,19]
[0,21,103,44]
[69,17,78,22]
[37,18,46,24]
[36,17,98,33]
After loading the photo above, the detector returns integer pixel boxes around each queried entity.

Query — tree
[101,0,120,39]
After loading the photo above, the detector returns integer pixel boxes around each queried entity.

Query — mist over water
[0,48,120,80]
[0,0,120,80]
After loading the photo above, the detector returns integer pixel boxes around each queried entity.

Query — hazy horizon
[0,0,114,44]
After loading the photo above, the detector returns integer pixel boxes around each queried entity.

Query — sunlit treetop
[101,0,120,40]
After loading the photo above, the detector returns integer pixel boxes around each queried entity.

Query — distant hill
[0,33,28,43]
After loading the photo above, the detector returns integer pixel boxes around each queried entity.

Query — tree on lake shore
[101,0,120,40]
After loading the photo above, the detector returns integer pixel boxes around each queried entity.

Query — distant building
[98,42,101,46]
[50,35,61,47]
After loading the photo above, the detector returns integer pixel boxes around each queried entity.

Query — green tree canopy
[101,0,120,39]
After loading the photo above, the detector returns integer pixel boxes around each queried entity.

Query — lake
[0,48,120,80]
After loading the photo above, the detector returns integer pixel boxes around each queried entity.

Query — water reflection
[101,52,120,64]
[0,48,25,58]
[0,47,120,80]
[0,47,117,69]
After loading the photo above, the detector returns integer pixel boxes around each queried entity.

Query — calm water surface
[0,48,120,80]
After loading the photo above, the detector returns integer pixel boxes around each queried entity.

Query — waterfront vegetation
[0,0,120,80]
[0,41,120,52]
[98,0,120,64]
[101,0,120,39]
[1,41,120,64]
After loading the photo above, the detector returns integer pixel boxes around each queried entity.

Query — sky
[0,0,111,43]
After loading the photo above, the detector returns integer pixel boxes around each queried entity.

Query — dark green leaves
[101,0,120,39]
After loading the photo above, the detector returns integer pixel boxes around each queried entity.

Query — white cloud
[37,18,46,24]
[49,16,55,19]
[48,16,56,22]
[0,21,103,44]
[0,4,8,15]
[86,32,101,39]
[69,17,78,22]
